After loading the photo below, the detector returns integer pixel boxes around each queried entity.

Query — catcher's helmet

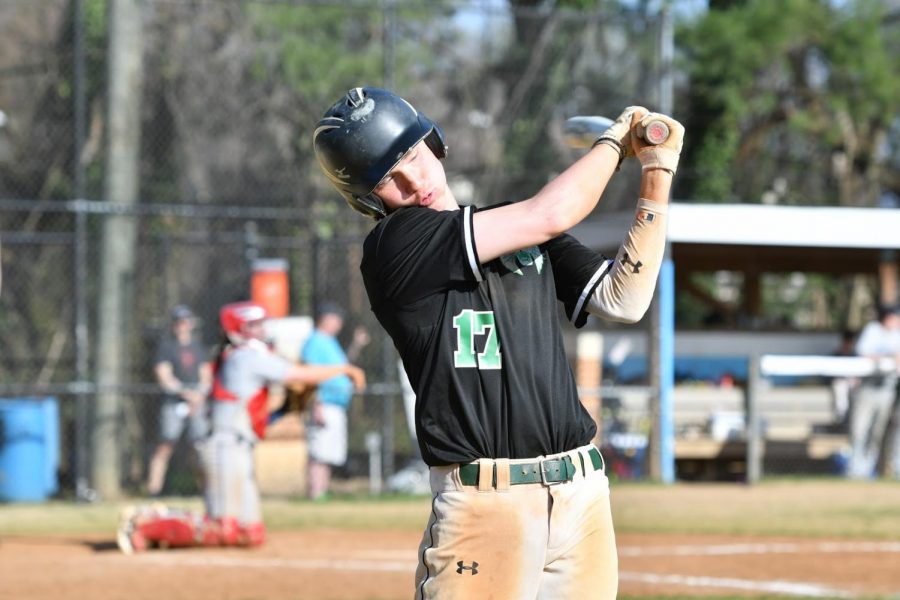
[313,87,447,219]
[219,301,267,344]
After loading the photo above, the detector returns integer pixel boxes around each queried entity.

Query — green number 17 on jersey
[453,309,502,370]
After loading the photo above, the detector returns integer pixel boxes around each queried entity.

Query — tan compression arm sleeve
[588,198,668,323]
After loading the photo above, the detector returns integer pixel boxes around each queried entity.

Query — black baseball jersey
[361,205,613,466]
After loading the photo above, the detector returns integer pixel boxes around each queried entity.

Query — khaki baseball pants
[415,444,617,600]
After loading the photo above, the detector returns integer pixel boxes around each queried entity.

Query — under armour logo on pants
[456,561,479,575]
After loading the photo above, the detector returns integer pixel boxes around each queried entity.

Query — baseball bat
[563,115,670,149]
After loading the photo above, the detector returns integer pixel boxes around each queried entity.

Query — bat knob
[641,119,670,145]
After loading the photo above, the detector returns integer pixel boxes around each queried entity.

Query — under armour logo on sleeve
[456,561,479,575]
[620,252,643,274]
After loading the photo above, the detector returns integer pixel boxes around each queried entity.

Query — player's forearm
[288,363,351,385]
[155,364,183,394]
[588,198,668,323]
[528,142,620,231]
[473,143,619,262]
[638,168,673,204]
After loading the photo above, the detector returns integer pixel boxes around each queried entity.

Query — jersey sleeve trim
[462,205,483,282]
[571,259,614,326]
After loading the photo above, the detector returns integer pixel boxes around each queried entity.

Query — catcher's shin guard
[214,517,266,547]
[218,516,242,546]
[240,521,266,547]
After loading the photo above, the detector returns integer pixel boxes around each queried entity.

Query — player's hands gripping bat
[630,112,684,175]
[581,106,648,168]
[563,107,671,152]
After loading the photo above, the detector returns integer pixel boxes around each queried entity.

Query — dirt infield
[2,481,899,599]
[2,528,899,599]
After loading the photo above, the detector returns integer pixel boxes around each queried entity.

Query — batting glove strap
[638,146,680,175]
[592,137,625,170]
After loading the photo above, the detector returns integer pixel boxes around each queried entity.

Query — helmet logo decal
[347,87,365,107]
[350,98,375,121]
[334,167,350,180]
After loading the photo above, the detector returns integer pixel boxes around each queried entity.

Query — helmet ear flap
[425,122,447,159]
[342,191,387,219]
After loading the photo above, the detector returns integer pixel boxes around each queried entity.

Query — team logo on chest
[499,246,544,276]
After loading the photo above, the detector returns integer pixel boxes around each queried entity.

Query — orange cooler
[251,258,289,318]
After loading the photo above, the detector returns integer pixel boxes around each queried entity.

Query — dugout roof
[572,203,900,274]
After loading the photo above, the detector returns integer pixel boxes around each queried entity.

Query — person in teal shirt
[302,302,370,499]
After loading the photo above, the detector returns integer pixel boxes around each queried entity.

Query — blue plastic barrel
[0,397,59,502]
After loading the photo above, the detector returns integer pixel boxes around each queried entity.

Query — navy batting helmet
[313,87,447,219]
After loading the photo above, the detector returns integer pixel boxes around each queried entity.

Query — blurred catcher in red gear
[117,301,366,553]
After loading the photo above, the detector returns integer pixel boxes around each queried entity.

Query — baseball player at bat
[314,87,684,599]
[116,301,366,553]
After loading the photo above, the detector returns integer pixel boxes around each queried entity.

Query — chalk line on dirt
[132,549,863,597]
[618,541,900,557]
[619,572,855,598]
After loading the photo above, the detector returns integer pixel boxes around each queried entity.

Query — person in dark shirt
[313,87,683,599]
[146,305,212,497]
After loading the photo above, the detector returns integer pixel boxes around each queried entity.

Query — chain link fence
[0,198,416,497]
[1,0,672,499]
[3,1,865,499]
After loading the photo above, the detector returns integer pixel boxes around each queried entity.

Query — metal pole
[746,354,763,484]
[73,0,87,199]
[365,431,383,496]
[73,2,91,501]
[382,0,396,89]
[381,351,396,480]
[244,220,260,268]
[647,0,676,484]
[73,202,93,501]
[94,0,145,499]
[658,254,675,483]
[658,2,674,115]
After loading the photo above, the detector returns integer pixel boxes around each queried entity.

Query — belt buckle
[540,458,562,485]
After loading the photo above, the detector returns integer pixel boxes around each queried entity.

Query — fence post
[365,431,383,496]
[746,353,763,484]
[649,250,675,483]
[73,202,93,501]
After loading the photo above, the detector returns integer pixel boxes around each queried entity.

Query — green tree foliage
[481,1,655,209]
[678,0,899,206]
[247,4,384,104]
[242,1,459,235]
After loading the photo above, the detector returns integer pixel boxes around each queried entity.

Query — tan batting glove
[593,105,649,168]
[632,112,685,175]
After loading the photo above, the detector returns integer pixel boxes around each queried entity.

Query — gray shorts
[159,397,209,444]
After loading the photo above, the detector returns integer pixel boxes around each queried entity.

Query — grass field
[1,479,899,599]
[3,479,899,538]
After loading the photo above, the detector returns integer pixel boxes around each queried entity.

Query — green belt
[458,447,604,487]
